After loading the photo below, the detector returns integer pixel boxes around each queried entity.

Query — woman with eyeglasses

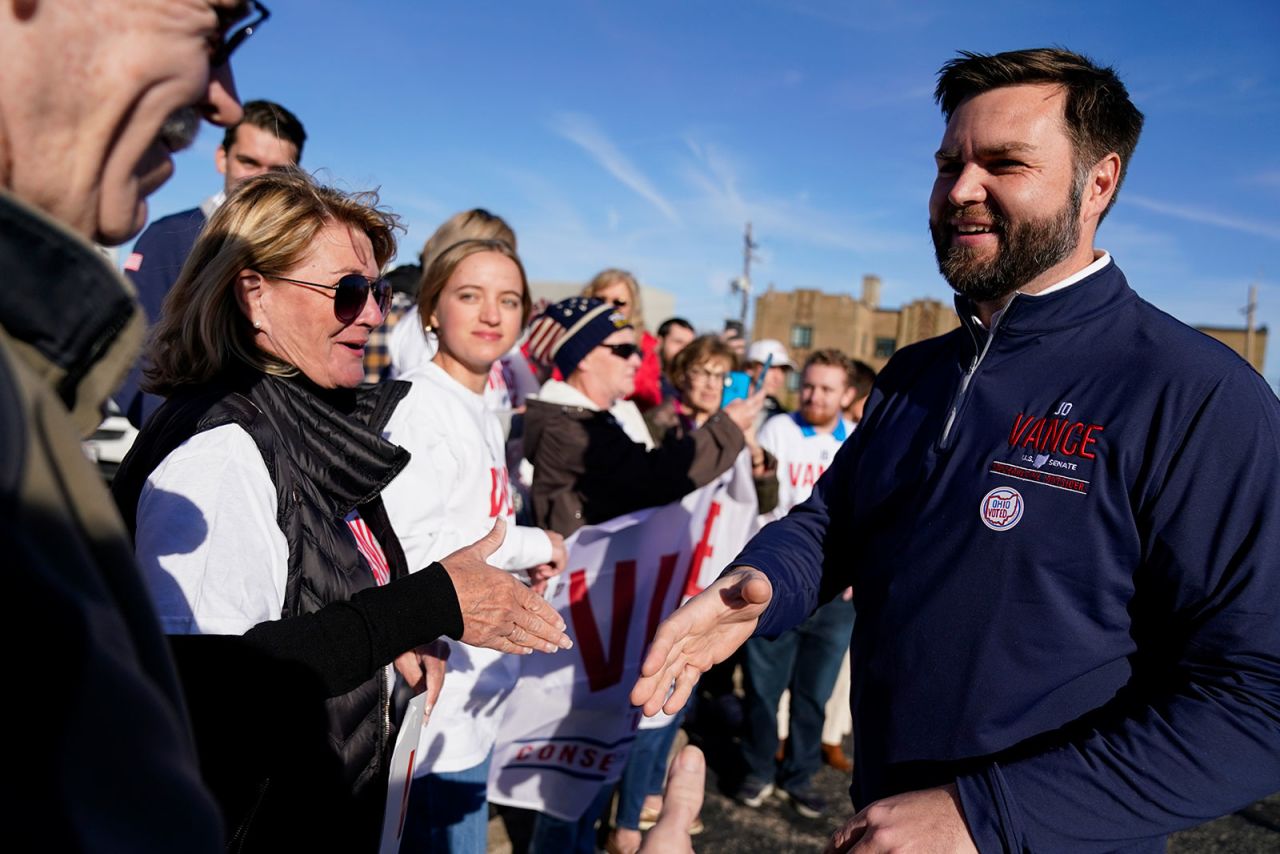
[112,171,569,852]
[647,335,777,491]
[378,237,569,852]
[646,335,777,508]
[582,268,663,412]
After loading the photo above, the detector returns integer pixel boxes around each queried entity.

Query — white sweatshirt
[756,411,855,522]
[382,360,554,773]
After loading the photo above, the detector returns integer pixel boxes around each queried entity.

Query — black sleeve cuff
[361,561,464,650]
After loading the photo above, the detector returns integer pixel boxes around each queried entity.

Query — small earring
[253,321,262,330]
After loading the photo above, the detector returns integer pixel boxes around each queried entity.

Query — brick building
[1197,325,1269,375]
[752,275,960,378]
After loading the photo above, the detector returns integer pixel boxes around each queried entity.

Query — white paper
[379,692,429,854]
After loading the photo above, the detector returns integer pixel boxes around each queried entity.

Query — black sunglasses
[598,343,641,359]
[268,273,392,324]
[211,0,271,68]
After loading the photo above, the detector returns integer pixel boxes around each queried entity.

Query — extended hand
[639,746,705,854]
[441,519,573,655]
[824,785,978,854]
[630,567,772,716]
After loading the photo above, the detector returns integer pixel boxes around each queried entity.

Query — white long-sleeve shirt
[382,360,554,773]
[135,424,290,635]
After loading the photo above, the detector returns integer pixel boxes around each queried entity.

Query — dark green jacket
[0,190,223,851]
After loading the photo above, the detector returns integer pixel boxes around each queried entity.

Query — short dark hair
[848,359,877,400]
[934,48,1144,220]
[658,317,694,338]
[221,100,308,160]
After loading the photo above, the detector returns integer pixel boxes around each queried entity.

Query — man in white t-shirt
[738,349,860,818]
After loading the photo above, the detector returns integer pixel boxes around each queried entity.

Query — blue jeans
[527,783,614,854]
[401,752,492,854]
[614,710,687,830]
[742,596,854,791]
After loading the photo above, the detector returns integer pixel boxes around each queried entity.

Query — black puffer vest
[113,370,412,849]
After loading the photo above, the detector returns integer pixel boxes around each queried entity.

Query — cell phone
[751,353,773,395]
[721,371,751,407]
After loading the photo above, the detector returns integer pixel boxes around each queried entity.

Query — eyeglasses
[598,343,641,360]
[611,298,630,309]
[267,273,392,324]
[211,0,271,68]
[688,366,728,385]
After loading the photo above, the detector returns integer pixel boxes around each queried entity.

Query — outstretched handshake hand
[630,567,773,716]
[440,519,573,656]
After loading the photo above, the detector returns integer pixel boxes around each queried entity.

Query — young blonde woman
[381,238,567,853]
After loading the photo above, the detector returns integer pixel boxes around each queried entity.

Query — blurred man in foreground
[1,1,259,847]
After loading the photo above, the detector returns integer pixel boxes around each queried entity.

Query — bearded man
[633,48,1280,853]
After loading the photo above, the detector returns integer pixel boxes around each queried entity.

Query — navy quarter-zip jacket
[737,259,1280,852]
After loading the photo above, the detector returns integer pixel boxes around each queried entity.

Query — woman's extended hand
[441,519,574,655]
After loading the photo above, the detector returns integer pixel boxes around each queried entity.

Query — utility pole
[730,222,761,335]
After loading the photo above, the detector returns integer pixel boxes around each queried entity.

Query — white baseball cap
[746,338,795,368]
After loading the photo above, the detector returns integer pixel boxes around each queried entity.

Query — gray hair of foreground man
[146,170,399,393]
[934,48,1144,219]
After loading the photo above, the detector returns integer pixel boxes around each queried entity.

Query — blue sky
[145,0,1280,387]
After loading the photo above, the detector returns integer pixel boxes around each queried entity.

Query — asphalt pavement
[691,725,1280,853]
[486,719,1278,853]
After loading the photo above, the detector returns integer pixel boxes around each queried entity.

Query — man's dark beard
[930,181,1082,304]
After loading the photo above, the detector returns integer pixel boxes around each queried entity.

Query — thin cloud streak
[1250,170,1280,191]
[550,112,682,225]
[1125,195,1280,241]
[681,138,918,255]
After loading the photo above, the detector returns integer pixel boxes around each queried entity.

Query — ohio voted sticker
[980,486,1024,531]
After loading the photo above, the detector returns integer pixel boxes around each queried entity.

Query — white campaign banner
[487,450,760,820]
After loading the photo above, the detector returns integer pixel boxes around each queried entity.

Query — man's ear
[839,386,857,411]
[1082,153,1121,225]
[215,144,229,177]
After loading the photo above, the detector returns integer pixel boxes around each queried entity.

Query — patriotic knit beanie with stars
[524,296,631,378]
